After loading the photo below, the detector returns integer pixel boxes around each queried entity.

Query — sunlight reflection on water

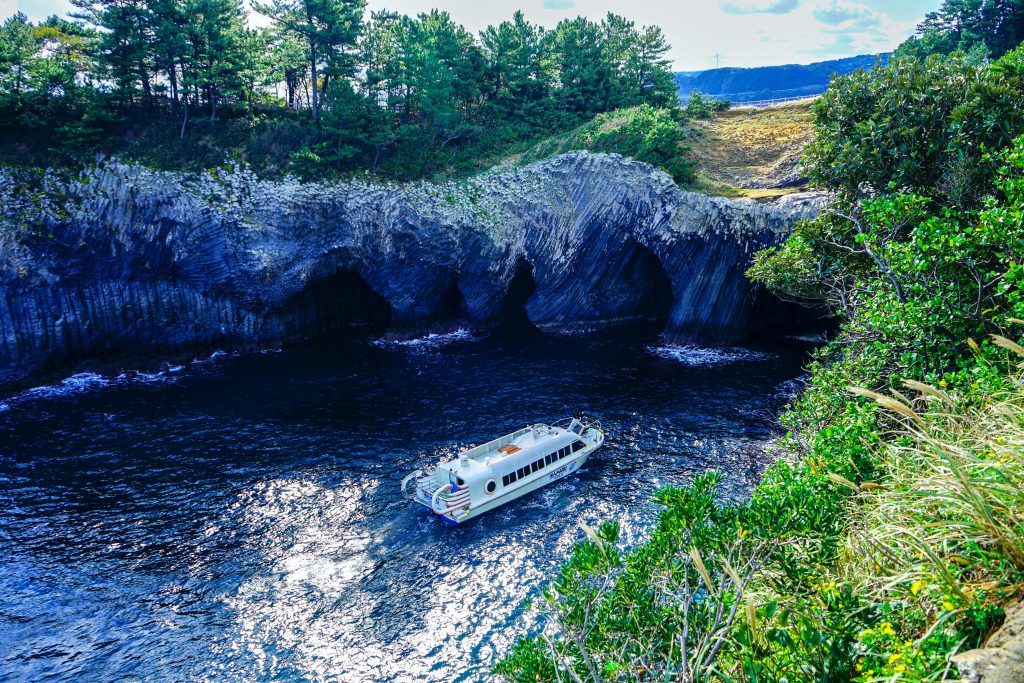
[0,331,807,682]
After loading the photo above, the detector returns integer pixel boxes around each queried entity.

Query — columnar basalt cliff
[0,152,823,383]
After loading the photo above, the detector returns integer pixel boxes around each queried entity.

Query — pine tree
[479,11,552,128]
[253,0,365,121]
[631,25,677,108]
[547,17,614,119]
[71,0,155,103]
[0,13,38,97]
[899,0,1024,59]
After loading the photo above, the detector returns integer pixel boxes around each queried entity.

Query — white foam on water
[3,353,233,409]
[648,344,775,367]
[372,328,476,350]
[20,372,111,400]
[191,349,238,367]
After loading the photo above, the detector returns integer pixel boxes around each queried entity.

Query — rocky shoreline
[0,152,825,386]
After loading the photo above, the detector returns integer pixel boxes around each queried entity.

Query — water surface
[0,330,806,682]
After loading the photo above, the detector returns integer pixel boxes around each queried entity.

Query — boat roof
[440,423,581,474]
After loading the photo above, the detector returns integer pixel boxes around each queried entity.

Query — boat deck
[474,426,562,465]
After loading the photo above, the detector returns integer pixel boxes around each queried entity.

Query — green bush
[685,90,726,119]
[497,47,1024,683]
[574,105,694,184]
[803,49,1024,207]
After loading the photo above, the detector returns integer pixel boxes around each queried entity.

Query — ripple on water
[0,332,805,682]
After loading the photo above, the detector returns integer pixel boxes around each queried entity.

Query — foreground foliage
[497,46,1024,683]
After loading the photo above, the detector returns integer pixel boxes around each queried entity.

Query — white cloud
[812,0,879,27]
[720,0,798,15]
[10,0,932,71]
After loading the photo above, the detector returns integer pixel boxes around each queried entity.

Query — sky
[5,0,941,71]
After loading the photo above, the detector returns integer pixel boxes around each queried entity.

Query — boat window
[544,454,552,465]
[519,467,528,478]
[456,477,465,487]
[485,480,496,494]
[572,440,586,453]
[502,474,510,486]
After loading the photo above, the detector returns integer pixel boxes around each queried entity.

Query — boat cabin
[436,421,589,499]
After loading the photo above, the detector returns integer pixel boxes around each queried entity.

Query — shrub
[803,49,1024,207]
[685,91,720,119]
[575,105,695,184]
[497,48,1024,683]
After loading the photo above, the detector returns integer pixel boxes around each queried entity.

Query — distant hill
[676,54,888,103]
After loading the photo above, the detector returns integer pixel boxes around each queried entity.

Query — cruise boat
[401,417,605,524]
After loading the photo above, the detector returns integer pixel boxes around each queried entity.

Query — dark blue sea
[0,329,808,682]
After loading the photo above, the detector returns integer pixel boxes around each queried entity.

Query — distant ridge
[676,53,888,103]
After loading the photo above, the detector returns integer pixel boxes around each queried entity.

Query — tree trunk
[140,65,152,103]
[169,65,178,120]
[309,37,319,121]
[180,96,189,140]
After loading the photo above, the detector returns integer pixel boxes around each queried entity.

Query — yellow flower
[894,664,906,673]
[943,600,955,611]
[910,579,925,596]
[888,653,901,664]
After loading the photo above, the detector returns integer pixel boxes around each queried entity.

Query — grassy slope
[687,100,815,197]
[488,102,816,199]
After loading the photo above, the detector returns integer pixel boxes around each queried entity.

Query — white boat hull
[428,447,595,524]
[404,418,604,524]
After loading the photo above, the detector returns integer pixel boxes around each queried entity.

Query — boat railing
[430,483,470,514]
[551,416,603,434]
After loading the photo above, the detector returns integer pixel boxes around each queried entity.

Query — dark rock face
[0,153,824,383]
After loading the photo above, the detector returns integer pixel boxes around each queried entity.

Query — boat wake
[647,344,775,367]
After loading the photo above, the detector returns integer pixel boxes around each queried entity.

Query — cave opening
[435,277,468,324]
[625,242,673,329]
[591,240,673,332]
[748,286,836,342]
[496,258,538,331]
[279,271,392,339]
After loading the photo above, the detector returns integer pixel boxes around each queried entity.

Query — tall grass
[838,354,1024,677]
[848,380,1024,591]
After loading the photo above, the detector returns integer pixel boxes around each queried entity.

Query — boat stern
[402,469,473,523]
